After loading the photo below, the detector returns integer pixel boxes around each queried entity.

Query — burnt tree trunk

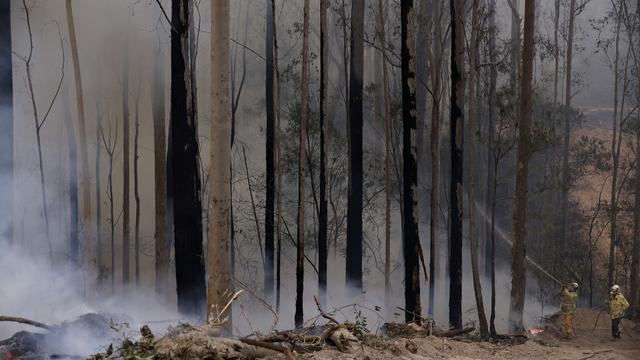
[295,0,311,329]
[0,0,13,246]
[401,0,422,324]
[428,0,444,318]
[318,0,329,308]
[449,0,465,330]
[346,0,364,292]
[561,0,576,275]
[265,0,276,303]
[509,0,536,334]
[122,34,131,286]
[171,0,206,320]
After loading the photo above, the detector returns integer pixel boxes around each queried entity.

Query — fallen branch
[313,295,339,324]
[434,327,475,338]
[240,338,295,360]
[0,315,51,330]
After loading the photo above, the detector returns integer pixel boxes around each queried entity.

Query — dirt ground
[303,309,640,360]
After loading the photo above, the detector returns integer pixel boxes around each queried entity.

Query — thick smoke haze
[0,0,622,353]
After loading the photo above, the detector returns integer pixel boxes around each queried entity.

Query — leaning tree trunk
[377,0,393,312]
[153,40,169,297]
[401,0,422,324]
[208,0,232,335]
[171,0,206,320]
[66,0,93,276]
[449,0,465,330]
[318,0,329,308]
[122,35,131,286]
[561,0,576,277]
[295,0,310,329]
[509,0,536,334]
[346,0,364,293]
[0,0,13,246]
[467,0,489,339]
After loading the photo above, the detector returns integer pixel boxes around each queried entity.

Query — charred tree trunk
[318,0,329,308]
[510,0,520,96]
[629,0,640,318]
[560,0,576,272]
[401,0,422,324]
[609,4,622,291]
[346,0,364,292]
[295,0,310,329]
[171,0,206,320]
[377,0,393,312]
[467,0,489,339]
[153,41,169,297]
[449,0,465,330]
[133,82,141,287]
[122,36,131,286]
[273,0,282,313]
[0,0,13,246]
[208,0,232,335]
[509,0,535,334]
[100,120,118,293]
[429,0,444,318]
[265,0,276,303]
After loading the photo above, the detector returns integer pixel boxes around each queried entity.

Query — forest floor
[303,308,640,360]
[1,308,639,359]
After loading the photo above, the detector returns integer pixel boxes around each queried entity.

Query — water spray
[475,203,564,286]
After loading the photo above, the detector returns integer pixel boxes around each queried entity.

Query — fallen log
[240,338,295,360]
[434,327,475,338]
[0,316,50,330]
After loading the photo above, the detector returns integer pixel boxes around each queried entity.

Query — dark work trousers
[612,317,622,339]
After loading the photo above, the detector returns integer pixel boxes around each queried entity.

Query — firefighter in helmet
[560,282,579,338]
[607,285,629,340]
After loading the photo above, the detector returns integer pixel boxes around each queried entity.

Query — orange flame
[528,327,545,335]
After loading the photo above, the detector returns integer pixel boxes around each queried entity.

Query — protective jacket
[608,293,629,319]
[560,288,577,315]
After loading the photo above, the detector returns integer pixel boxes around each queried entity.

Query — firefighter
[607,285,630,340]
[560,282,579,338]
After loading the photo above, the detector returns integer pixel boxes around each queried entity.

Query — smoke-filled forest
[1,0,640,359]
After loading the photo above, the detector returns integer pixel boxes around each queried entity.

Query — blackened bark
[318,0,329,308]
[560,0,576,273]
[449,0,465,330]
[509,0,536,334]
[171,0,206,320]
[265,0,276,303]
[0,0,13,246]
[346,0,364,292]
[122,35,131,286]
[401,0,422,324]
[295,0,310,329]
[485,0,497,281]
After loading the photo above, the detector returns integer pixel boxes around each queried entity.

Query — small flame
[528,327,545,335]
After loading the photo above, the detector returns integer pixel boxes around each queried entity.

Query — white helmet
[611,285,620,293]
[571,282,579,289]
